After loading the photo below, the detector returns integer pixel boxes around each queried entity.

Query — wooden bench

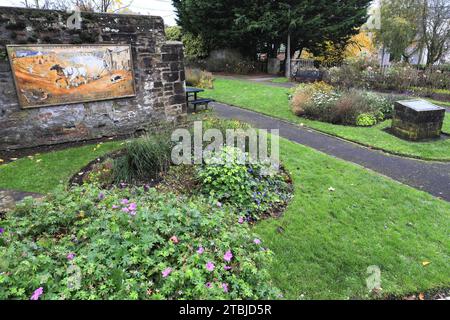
[190,98,214,111]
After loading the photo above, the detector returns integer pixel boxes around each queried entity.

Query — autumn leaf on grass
[419,293,425,300]
[328,187,335,192]
[422,261,431,267]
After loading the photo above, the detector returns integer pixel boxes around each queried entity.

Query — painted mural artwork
[7,45,136,108]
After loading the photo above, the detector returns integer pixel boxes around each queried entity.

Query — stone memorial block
[391,99,445,141]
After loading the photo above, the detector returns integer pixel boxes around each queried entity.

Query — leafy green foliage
[0,185,280,300]
[113,134,174,184]
[197,147,292,220]
[290,83,394,126]
[356,113,377,127]
[165,25,182,41]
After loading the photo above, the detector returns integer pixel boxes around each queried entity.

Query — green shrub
[197,147,292,220]
[290,83,395,126]
[165,26,182,41]
[356,113,377,127]
[113,133,174,184]
[185,68,214,89]
[0,185,280,300]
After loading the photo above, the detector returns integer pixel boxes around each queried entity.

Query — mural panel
[7,44,136,108]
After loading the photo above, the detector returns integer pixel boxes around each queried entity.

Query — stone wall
[0,7,187,150]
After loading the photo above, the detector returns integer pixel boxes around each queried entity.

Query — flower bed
[0,184,281,300]
[290,82,398,127]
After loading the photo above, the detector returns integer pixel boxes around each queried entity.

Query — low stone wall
[0,7,187,150]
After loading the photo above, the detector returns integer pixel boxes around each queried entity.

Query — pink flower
[120,199,129,205]
[224,265,232,271]
[206,262,215,272]
[128,203,137,211]
[206,282,212,289]
[122,207,130,213]
[162,267,172,278]
[30,287,43,300]
[238,217,244,224]
[254,238,261,245]
[223,250,233,262]
[112,205,119,209]
[98,193,105,200]
[222,283,229,293]
[197,246,204,254]
[66,253,75,261]
[129,211,137,216]
[170,236,179,244]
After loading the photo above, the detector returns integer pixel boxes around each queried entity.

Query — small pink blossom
[223,250,233,262]
[128,203,137,211]
[170,236,179,244]
[238,217,244,224]
[224,265,232,271]
[162,267,172,278]
[206,262,215,272]
[98,193,105,200]
[254,238,261,245]
[206,282,212,289]
[30,287,43,300]
[197,246,204,254]
[129,211,137,216]
[66,253,75,261]
[120,199,129,205]
[112,205,119,209]
[122,207,130,213]
[222,283,229,293]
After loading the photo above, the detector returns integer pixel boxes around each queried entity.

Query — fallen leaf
[36,159,42,163]
[0,159,4,163]
[422,261,431,267]
[10,158,18,161]
[419,293,425,300]
[328,187,335,192]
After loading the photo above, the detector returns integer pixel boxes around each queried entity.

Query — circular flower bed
[0,185,281,300]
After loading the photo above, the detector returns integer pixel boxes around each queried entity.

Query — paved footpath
[211,102,450,202]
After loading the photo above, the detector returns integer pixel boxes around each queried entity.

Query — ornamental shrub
[0,184,280,300]
[290,83,395,126]
[356,113,377,127]
[197,147,292,220]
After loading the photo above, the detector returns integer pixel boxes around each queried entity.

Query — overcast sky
[0,0,178,25]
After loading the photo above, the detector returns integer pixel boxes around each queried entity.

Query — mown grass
[201,78,450,161]
[0,118,448,299]
[257,137,450,299]
[0,141,122,193]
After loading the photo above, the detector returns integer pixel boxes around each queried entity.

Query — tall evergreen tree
[173,0,371,59]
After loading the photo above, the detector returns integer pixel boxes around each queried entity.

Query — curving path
[211,102,450,202]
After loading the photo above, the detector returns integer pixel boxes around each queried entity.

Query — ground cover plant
[0,184,279,300]
[197,146,292,221]
[200,78,450,161]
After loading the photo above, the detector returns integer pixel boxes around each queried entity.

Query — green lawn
[201,78,450,161]
[257,138,450,299]
[0,141,122,193]
[271,77,291,83]
[0,124,449,299]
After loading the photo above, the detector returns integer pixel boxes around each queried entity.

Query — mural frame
[6,44,137,109]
